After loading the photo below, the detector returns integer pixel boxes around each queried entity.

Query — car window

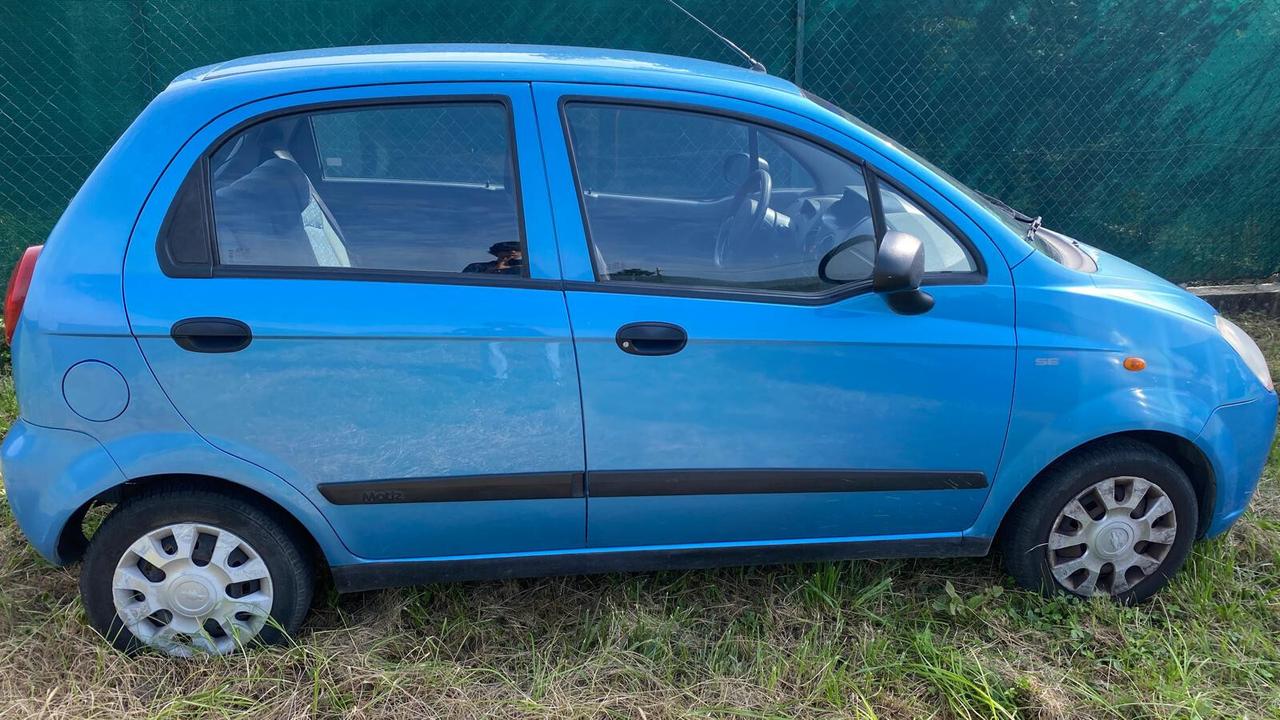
[878,184,976,273]
[207,101,525,276]
[757,132,815,190]
[310,105,510,186]
[564,103,873,294]
[565,104,817,201]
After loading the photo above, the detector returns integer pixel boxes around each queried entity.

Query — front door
[534,84,1015,549]
[124,83,585,560]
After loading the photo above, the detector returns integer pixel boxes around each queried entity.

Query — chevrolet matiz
[2,45,1274,657]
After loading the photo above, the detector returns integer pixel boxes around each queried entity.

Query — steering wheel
[714,167,773,268]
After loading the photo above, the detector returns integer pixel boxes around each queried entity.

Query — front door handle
[171,317,253,353]
[616,322,687,356]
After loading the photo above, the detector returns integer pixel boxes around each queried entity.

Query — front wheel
[1001,439,1198,604]
[80,485,314,656]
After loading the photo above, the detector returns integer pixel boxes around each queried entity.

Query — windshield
[802,91,1027,238]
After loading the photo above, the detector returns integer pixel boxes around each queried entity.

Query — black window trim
[160,94,547,290]
[557,95,987,306]
[157,157,216,278]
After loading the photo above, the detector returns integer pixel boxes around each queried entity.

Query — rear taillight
[4,245,43,345]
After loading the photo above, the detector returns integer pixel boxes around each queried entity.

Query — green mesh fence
[2,0,1278,282]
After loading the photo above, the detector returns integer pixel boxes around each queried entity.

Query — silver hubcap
[112,523,274,657]
[1047,476,1178,597]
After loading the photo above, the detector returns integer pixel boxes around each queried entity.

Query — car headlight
[1217,315,1274,392]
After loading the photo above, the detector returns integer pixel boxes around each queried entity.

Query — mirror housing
[873,231,934,315]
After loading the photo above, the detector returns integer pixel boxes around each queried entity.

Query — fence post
[794,0,806,87]
[131,0,155,93]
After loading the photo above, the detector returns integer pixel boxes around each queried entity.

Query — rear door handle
[171,317,253,354]
[616,322,687,356]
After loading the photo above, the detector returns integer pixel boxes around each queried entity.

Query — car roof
[172,43,803,97]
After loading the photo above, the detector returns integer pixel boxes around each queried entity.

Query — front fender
[969,383,1214,539]
[973,253,1270,540]
[1196,394,1278,537]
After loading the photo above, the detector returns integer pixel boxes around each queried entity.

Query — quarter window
[207,101,525,276]
[879,184,976,273]
[565,103,875,293]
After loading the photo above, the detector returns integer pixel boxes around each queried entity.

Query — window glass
[878,184,976,273]
[209,102,524,276]
[757,133,815,189]
[158,163,212,273]
[567,105,744,199]
[311,105,510,186]
[565,103,874,293]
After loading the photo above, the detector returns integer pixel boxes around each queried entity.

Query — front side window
[565,103,875,293]
[208,101,524,276]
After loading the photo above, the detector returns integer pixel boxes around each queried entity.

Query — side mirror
[817,235,876,285]
[873,231,934,315]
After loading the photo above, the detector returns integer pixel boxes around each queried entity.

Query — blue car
[2,45,1275,656]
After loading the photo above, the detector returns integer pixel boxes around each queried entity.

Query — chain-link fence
[2,0,1279,283]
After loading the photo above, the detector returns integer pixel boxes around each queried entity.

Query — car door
[124,83,586,560]
[533,83,1015,548]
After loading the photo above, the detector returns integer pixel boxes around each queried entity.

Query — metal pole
[794,0,806,87]
[133,0,156,94]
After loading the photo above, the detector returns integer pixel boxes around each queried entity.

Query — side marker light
[1123,357,1146,372]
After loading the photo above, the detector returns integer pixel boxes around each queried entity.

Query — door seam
[529,80,592,546]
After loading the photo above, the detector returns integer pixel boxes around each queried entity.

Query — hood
[1074,238,1218,326]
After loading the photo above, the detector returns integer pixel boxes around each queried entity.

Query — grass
[0,318,1278,718]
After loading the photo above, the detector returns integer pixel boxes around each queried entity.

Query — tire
[1001,438,1198,604]
[81,484,314,656]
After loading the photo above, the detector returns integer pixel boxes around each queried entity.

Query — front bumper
[1,420,128,564]
[1197,393,1279,537]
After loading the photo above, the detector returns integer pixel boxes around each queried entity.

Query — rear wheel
[1001,439,1198,603]
[81,485,314,656]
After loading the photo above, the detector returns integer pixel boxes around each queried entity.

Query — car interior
[565,103,974,290]
[207,103,970,287]
[566,106,880,291]
[209,111,522,274]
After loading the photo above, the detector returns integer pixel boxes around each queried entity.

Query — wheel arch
[993,430,1215,542]
[57,473,335,567]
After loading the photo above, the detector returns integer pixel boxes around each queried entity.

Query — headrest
[830,185,871,227]
[216,157,311,212]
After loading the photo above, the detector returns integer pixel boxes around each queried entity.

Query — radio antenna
[663,0,767,73]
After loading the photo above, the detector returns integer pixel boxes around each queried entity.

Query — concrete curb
[1189,284,1280,316]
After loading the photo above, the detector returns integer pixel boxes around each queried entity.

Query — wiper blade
[976,190,1009,209]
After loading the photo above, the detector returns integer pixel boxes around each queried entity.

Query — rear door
[124,83,586,560]
[534,83,1015,549]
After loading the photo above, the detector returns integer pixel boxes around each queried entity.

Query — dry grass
[0,317,1277,719]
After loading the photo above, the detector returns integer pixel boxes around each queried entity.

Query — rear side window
[201,101,525,277]
[564,102,874,293]
[310,104,511,186]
